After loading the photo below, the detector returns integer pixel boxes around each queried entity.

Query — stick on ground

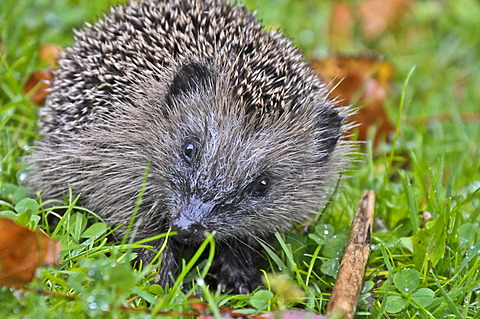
[326,190,375,319]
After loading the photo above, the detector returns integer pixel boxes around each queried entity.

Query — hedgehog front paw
[216,261,263,294]
[212,243,263,294]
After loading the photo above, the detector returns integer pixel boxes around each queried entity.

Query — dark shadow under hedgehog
[25,0,353,293]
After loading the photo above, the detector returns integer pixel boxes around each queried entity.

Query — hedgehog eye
[182,140,197,163]
[250,174,270,197]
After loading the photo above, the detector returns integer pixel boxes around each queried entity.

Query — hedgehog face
[155,62,344,244]
[167,127,280,243]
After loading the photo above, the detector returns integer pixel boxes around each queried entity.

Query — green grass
[1,0,479,317]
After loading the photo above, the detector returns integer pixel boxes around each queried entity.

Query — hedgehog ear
[167,62,214,101]
[316,107,343,161]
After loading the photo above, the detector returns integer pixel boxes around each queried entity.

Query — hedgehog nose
[171,216,206,244]
[172,197,211,244]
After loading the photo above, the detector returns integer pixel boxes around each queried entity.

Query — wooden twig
[326,190,375,319]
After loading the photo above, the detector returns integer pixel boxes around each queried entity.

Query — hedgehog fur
[26,0,352,293]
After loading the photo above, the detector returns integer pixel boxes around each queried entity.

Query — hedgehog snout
[171,196,214,244]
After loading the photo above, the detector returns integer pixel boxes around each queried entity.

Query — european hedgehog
[26,0,351,293]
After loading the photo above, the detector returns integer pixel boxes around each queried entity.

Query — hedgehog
[26,0,352,293]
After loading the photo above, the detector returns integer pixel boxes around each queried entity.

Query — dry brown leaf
[189,295,210,312]
[0,217,61,287]
[359,0,411,40]
[23,43,61,105]
[39,43,62,68]
[23,69,54,105]
[311,55,395,143]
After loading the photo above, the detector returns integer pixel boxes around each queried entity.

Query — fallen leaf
[311,55,395,143]
[39,43,62,68]
[189,295,209,312]
[0,217,61,287]
[359,0,411,40]
[23,69,54,105]
[23,43,61,105]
